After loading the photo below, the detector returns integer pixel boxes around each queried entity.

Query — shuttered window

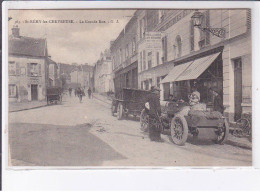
[247,9,251,31]
[190,20,194,51]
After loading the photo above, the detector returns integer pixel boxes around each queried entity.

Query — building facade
[110,13,138,93]
[48,58,59,87]
[136,9,251,122]
[94,49,113,93]
[8,26,49,102]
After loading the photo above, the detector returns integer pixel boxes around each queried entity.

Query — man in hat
[188,85,200,106]
[209,87,225,114]
[145,86,162,142]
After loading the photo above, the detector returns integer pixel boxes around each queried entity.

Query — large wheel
[140,109,149,132]
[170,114,188,146]
[214,118,229,144]
[117,102,124,120]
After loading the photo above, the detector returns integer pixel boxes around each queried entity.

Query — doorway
[234,58,242,121]
[31,84,38,101]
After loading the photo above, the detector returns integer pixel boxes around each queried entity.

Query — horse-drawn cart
[46,87,62,105]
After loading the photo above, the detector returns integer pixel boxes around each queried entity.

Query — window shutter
[38,64,41,76]
[205,10,210,45]
[16,63,20,75]
[190,20,194,51]
[247,9,251,30]
[27,63,31,76]
[165,36,167,61]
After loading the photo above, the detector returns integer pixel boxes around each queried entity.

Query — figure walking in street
[145,86,162,142]
[88,87,92,99]
[77,87,83,103]
[74,88,77,97]
[69,87,72,97]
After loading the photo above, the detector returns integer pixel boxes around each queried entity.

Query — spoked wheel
[214,118,229,144]
[170,114,188,146]
[117,102,124,120]
[140,109,149,132]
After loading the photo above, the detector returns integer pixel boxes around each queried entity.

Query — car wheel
[140,109,149,132]
[170,114,188,146]
[214,118,229,144]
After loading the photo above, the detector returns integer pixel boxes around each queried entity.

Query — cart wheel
[117,103,123,120]
[170,114,188,146]
[214,118,229,144]
[111,104,116,116]
[140,109,149,132]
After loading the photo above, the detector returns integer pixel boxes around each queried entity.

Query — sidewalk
[9,100,47,112]
[92,93,112,105]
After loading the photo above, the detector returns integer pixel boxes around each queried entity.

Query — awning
[160,61,192,84]
[161,52,221,84]
[176,52,221,82]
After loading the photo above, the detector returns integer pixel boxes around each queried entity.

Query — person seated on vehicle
[168,94,177,102]
[209,87,225,114]
[188,86,200,106]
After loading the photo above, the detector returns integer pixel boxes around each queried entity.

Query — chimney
[12,25,20,38]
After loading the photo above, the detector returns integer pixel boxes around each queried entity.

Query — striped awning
[175,52,221,82]
[160,52,221,83]
[160,61,192,84]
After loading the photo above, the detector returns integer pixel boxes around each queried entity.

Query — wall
[8,55,46,101]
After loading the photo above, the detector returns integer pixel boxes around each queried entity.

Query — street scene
[7,9,252,166]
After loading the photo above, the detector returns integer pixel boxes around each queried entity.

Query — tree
[60,73,67,92]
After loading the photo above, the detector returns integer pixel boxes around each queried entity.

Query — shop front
[161,50,223,108]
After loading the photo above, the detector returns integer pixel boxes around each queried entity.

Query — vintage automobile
[46,86,62,105]
[140,100,229,146]
[111,88,155,120]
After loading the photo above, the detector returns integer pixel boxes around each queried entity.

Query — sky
[8,9,135,65]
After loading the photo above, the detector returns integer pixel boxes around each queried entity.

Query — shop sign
[29,77,40,84]
[145,32,162,49]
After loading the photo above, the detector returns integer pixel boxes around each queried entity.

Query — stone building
[110,13,138,93]
[8,26,49,102]
[136,9,251,121]
[48,58,59,87]
[94,49,113,93]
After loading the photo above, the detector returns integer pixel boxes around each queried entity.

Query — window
[199,10,210,49]
[162,36,167,62]
[8,61,16,75]
[190,19,194,51]
[28,63,41,77]
[140,52,143,71]
[156,52,160,65]
[125,44,129,59]
[9,84,16,97]
[143,50,146,70]
[173,45,177,59]
[148,51,152,69]
[176,35,182,58]
[132,38,136,54]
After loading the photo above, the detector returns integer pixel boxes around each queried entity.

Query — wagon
[46,86,62,105]
[140,101,229,145]
[111,88,155,120]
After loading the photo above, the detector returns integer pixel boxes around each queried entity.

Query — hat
[151,86,161,92]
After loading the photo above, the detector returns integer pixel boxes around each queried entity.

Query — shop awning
[160,52,221,84]
[175,52,221,82]
[160,61,192,84]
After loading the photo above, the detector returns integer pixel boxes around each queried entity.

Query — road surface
[8,94,252,166]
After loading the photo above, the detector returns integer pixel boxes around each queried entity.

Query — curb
[226,138,252,150]
[92,94,112,105]
[9,104,47,113]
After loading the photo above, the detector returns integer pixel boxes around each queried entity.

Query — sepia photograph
[6,8,252,167]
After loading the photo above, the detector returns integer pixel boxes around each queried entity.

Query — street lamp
[191,10,226,38]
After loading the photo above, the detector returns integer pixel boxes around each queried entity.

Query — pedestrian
[77,87,83,103]
[69,87,72,97]
[145,86,162,142]
[74,88,77,97]
[88,87,92,99]
[209,87,225,114]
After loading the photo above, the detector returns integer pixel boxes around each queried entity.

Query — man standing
[68,87,72,97]
[209,87,225,114]
[88,87,92,99]
[145,86,162,142]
